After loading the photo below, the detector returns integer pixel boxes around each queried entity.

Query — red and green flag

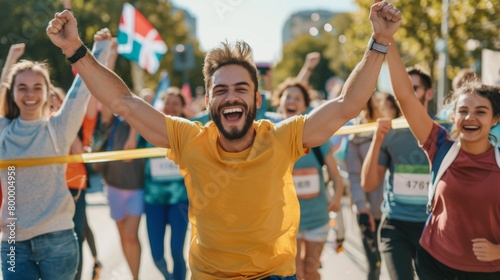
[117,3,167,74]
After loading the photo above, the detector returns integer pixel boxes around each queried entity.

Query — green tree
[342,0,499,91]
[323,13,354,80]
[273,35,335,98]
[0,0,205,95]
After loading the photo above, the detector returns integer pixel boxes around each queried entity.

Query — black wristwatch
[66,44,87,64]
[368,37,389,55]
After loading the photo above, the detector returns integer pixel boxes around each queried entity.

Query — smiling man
[207,63,258,145]
[47,1,401,278]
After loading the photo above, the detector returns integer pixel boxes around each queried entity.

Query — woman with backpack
[386,37,500,279]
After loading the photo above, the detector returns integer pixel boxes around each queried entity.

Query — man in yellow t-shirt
[47,2,402,278]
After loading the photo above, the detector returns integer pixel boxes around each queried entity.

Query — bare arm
[325,149,344,212]
[361,118,390,192]
[303,2,401,148]
[296,52,320,84]
[123,126,138,150]
[386,38,433,144]
[46,11,169,148]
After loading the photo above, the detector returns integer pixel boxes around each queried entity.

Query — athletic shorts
[296,223,330,242]
[105,184,144,221]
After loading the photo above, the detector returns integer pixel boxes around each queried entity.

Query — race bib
[393,164,430,204]
[293,168,320,199]
[150,157,183,181]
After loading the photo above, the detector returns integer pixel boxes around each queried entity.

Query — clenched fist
[46,10,83,57]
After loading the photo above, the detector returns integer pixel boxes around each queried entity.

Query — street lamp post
[436,0,449,111]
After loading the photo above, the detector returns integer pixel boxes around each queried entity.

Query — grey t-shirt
[0,77,89,241]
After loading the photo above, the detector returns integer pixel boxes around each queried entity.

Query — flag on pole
[152,71,171,110]
[117,2,167,74]
[482,49,500,86]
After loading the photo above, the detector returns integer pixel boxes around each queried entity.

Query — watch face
[369,38,388,54]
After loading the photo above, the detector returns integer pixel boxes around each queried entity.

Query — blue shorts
[296,223,330,242]
[105,184,144,221]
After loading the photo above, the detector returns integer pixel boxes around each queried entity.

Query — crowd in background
[0,2,499,280]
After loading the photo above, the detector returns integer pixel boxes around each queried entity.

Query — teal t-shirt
[379,128,430,222]
[294,141,332,231]
[142,141,188,205]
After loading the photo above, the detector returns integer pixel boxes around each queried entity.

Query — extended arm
[296,52,320,85]
[325,148,344,212]
[0,43,25,116]
[303,2,401,148]
[361,118,390,192]
[46,11,169,148]
[386,38,433,144]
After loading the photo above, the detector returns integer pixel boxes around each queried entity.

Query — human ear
[492,116,499,127]
[205,93,210,109]
[426,88,434,101]
[256,91,262,109]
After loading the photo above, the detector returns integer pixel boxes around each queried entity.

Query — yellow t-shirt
[166,115,308,279]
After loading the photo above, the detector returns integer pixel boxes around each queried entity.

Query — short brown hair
[203,41,258,94]
[407,66,432,89]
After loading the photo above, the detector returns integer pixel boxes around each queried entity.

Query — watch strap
[66,44,87,64]
[368,37,389,55]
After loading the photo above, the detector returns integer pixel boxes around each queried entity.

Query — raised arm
[46,11,169,148]
[296,52,320,85]
[361,118,390,192]
[0,43,25,116]
[302,1,401,148]
[386,38,433,144]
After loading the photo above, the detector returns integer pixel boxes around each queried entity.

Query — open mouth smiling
[462,125,480,131]
[222,107,244,123]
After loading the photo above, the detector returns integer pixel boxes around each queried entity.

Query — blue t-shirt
[379,128,430,222]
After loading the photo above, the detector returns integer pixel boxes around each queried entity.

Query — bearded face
[210,95,257,140]
[206,64,260,142]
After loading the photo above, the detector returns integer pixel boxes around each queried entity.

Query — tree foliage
[273,35,336,98]
[343,0,500,87]
[323,13,354,80]
[0,0,205,93]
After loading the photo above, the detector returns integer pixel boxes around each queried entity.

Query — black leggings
[416,246,500,280]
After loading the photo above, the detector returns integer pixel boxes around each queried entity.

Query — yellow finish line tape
[0,147,167,169]
[0,119,448,169]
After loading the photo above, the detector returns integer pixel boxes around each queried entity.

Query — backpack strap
[312,146,324,166]
[427,141,458,213]
[495,147,500,169]
[427,127,456,214]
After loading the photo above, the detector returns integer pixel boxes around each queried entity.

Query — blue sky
[171,0,356,63]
